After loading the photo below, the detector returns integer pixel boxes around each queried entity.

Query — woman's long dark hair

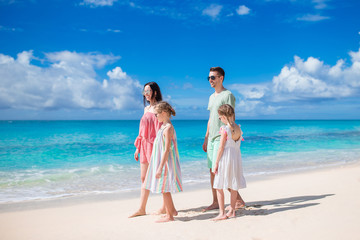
[143,82,163,106]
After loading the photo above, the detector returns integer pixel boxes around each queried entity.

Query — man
[202,66,245,211]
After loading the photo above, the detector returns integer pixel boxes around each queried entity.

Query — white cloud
[78,28,122,34]
[265,0,329,10]
[0,51,143,110]
[297,14,330,22]
[107,66,127,80]
[80,0,117,7]
[231,48,360,116]
[294,56,324,74]
[0,0,16,5]
[272,62,352,101]
[230,83,269,99]
[328,59,344,78]
[237,100,279,116]
[202,4,223,19]
[272,53,360,100]
[107,29,121,33]
[183,83,193,90]
[350,49,360,62]
[0,25,22,32]
[312,0,328,9]
[236,5,250,15]
[127,2,187,20]
[0,54,14,64]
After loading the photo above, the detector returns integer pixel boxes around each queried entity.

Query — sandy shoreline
[1,162,360,240]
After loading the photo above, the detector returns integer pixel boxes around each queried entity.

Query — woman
[129,82,164,218]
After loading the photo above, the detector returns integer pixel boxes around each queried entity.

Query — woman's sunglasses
[142,90,151,96]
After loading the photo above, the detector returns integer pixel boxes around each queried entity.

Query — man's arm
[202,118,210,152]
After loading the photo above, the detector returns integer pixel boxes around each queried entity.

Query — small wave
[1,148,360,203]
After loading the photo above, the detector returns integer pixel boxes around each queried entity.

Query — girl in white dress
[212,104,246,220]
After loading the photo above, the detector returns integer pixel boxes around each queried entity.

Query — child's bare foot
[155,215,174,223]
[203,202,219,212]
[211,214,228,221]
[128,209,146,218]
[153,209,178,216]
[152,208,166,215]
[226,209,236,218]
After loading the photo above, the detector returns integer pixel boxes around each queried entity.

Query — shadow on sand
[176,194,334,222]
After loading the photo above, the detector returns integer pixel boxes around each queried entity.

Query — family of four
[129,67,246,222]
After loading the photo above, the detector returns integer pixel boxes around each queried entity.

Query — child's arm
[156,126,174,178]
[213,128,227,174]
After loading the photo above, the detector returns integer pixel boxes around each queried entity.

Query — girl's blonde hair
[155,101,176,116]
[218,104,235,122]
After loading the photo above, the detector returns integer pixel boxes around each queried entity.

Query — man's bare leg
[203,169,219,211]
[226,189,245,210]
[226,190,237,218]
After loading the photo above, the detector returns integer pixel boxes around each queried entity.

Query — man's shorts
[207,138,220,169]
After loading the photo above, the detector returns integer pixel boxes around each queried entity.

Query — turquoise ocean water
[0,120,360,203]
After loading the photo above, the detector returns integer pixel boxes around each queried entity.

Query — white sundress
[213,125,246,190]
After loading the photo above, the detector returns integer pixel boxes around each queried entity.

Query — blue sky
[1,0,360,120]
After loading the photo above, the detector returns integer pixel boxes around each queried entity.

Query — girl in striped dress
[144,101,183,223]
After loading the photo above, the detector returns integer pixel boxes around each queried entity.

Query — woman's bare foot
[128,209,146,218]
[155,215,174,223]
[203,202,219,212]
[211,214,228,221]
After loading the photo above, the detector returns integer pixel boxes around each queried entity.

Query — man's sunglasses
[207,75,219,81]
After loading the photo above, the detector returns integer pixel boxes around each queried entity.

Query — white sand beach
[1,162,360,240]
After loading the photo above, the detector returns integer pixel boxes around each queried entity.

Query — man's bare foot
[128,209,146,218]
[155,215,174,223]
[211,214,228,221]
[226,209,236,218]
[202,202,219,212]
[235,200,245,209]
[225,201,245,211]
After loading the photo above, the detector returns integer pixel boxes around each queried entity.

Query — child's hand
[156,168,162,178]
[213,163,219,174]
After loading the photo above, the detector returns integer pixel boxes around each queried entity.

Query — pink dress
[134,112,162,164]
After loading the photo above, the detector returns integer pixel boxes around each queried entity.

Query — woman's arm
[134,107,150,161]
[156,126,174,178]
